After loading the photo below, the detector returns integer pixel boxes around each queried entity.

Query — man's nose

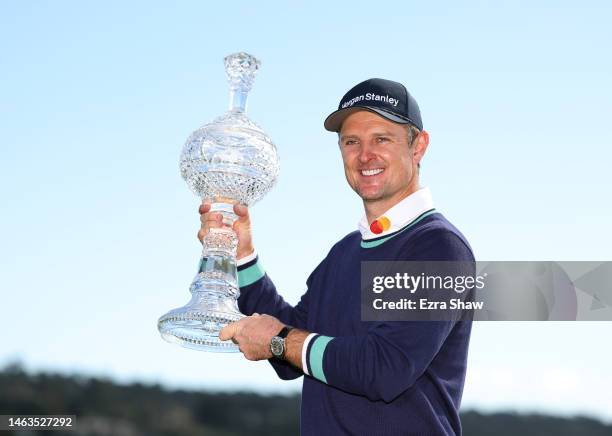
[358,142,376,163]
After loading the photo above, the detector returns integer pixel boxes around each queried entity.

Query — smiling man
[199,78,474,435]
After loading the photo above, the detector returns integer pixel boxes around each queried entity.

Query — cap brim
[324,106,412,132]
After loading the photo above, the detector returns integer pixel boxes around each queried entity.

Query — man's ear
[413,130,429,166]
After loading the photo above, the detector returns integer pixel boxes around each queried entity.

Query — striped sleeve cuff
[304,334,334,384]
[301,333,317,376]
[237,250,257,266]
[237,255,265,287]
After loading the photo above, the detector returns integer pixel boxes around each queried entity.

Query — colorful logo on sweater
[370,216,391,235]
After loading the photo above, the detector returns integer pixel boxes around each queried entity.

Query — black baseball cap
[324,78,423,132]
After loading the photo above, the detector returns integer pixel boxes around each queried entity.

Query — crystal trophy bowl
[158,52,279,352]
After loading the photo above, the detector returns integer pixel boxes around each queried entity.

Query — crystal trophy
[157,52,279,352]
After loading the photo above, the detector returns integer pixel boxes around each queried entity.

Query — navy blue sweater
[237,211,473,435]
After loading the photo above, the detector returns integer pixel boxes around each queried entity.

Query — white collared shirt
[357,187,435,241]
[239,187,435,265]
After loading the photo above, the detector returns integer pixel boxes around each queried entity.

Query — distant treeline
[1,363,611,436]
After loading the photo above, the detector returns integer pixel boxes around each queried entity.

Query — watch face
[270,336,284,357]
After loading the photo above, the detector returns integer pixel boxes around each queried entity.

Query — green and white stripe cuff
[237,255,266,287]
[303,333,334,383]
[302,333,316,376]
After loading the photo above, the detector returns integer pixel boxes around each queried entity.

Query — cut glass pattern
[158,53,279,352]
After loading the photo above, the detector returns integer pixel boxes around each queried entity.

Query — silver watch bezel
[270,335,285,358]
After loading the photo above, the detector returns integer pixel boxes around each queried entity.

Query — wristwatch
[270,326,293,360]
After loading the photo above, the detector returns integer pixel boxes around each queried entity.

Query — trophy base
[158,293,245,352]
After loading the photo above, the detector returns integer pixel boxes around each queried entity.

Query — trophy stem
[209,201,238,226]
[229,89,248,113]
[157,201,245,352]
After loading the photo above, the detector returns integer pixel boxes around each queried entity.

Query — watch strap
[277,326,293,339]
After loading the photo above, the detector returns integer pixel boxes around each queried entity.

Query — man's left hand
[219,313,285,361]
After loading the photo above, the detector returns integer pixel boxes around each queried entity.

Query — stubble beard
[356,184,387,203]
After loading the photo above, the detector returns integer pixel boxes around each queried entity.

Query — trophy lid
[224,52,261,93]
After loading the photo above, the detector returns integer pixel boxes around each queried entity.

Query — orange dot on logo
[379,216,391,231]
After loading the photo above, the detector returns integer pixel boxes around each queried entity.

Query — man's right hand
[198,202,255,261]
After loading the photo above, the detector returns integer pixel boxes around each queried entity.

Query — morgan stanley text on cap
[324,78,423,132]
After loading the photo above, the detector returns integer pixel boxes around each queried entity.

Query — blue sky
[1,0,611,422]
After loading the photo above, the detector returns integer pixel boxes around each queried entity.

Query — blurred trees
[1,363,610,436]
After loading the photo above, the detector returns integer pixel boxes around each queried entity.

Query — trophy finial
[224,52,261,92]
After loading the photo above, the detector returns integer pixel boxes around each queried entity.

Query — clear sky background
[1,0,611,423]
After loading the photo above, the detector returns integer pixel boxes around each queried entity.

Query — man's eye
[376,137,389,143]
[344,140,357,146]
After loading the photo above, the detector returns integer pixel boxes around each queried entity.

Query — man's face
[339,110,420,206]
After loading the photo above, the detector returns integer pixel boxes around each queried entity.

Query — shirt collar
[357,187,435,241]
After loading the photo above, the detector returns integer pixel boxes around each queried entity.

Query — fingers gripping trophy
[157,52,279,352]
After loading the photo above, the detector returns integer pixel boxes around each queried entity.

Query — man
[199,78,474,435]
